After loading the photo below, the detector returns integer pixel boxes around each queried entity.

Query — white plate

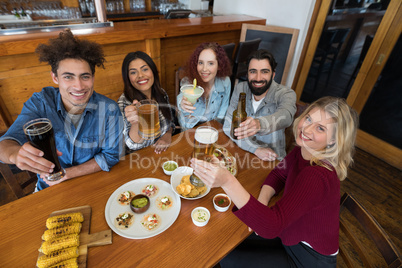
[105,178,181,239]
[170,166,210,200]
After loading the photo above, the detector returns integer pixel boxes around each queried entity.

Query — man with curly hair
[0,29,124,191]
[223,49,296,161]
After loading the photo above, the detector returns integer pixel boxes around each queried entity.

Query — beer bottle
[231,92,247,139]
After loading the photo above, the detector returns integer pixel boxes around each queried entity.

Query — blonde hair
[293,97,359,181]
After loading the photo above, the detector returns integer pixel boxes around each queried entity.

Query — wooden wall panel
[0,41,146,129]
[0,15,265,131]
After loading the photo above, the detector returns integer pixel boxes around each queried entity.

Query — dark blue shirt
[0,87,124,190]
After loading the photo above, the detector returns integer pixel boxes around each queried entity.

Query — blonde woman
[191,96,358,267]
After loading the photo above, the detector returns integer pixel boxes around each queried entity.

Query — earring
[327,143,335,149]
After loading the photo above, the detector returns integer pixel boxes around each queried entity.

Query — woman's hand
[180,97,196,114]
[124,100,139,125]
[153,131,172,154]
[190,157,232,188]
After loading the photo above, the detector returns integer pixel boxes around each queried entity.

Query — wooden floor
[1,147,401,265]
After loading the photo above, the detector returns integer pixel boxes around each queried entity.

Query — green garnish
[218,199,225,205]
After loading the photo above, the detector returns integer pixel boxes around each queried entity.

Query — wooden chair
[221,42,236,65]
[0,163,37,199]
[339,192,401,267]
[231,38,262,92]
[0,130,37,199]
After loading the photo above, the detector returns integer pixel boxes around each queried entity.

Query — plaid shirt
[118,90,174,153]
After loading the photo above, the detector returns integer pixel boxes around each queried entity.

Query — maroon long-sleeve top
[233,146,340,255]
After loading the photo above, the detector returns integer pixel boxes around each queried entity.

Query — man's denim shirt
[0,87,124,190]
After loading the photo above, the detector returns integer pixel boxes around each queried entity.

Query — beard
[247,74,273,96]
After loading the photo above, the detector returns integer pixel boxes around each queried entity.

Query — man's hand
[254,148,277,161]
[12,142,56,176]
[124,100,140,125]
[234,117,261,139]
[180,97,196,114]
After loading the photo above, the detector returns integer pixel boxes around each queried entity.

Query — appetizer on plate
[114,212,134,229]
[142,184,159,198]
[117,190,135,205]
[156,195,173,210]
[176,175,207,198]
[141,213,161,231]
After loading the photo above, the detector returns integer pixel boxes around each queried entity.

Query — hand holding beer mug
[190,126,219,187]
[23,118,65,181]
[136,99,161,140]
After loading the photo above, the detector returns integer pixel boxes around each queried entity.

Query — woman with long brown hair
[118,51,174,154]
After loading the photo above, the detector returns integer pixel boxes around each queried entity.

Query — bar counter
[0,15,266,131]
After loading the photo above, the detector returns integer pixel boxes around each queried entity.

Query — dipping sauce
[132,197,148,208]
[163,161,178,172]
[192,208,209,222]
[214,195,230,208]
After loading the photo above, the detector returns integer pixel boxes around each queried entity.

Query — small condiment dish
[213,193,231,212]
[162,160,178,175]
[130,194,150,214]
[191,207,210,227]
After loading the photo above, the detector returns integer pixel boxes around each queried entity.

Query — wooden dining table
[0,120,280,267]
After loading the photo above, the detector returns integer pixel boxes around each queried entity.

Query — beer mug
[193,126,219,160]
[23,118,65,181]
[136,99,161,140]
[190,126,219,187]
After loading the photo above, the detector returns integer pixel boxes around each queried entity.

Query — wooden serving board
[37,205,112,268]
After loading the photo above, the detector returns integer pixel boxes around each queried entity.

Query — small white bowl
[162,161,178,175]
[191,207,210,227]
[213,193,231,212]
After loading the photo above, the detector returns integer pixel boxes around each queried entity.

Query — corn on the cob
[39,234,80,255]
[36,247,79,268]
[46,213,84,229]
[42,223,82,241]
[47,258,78,268]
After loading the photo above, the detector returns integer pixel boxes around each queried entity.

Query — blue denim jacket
[0,87,124,190]
[177,76,231,130]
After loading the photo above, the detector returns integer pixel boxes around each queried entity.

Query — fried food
[176,175,207,198]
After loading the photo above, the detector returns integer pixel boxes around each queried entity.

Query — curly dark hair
[35,29,105,75]
[121,51,172,122]
[184,42,232,89]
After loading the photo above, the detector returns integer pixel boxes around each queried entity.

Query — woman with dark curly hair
[118,51,175,154]
[177,42,232,129]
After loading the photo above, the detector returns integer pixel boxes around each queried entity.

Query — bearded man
[223,50,296,161]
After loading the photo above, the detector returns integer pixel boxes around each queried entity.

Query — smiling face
[197,48,218,87]
[247,58,275,99]
[51,58,94,114]
[128,58,154,98]
[296,107,336,159]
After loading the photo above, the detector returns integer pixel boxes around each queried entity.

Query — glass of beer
[136,99,161,140]
[191,126,219,186]
[23,118,65,181]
